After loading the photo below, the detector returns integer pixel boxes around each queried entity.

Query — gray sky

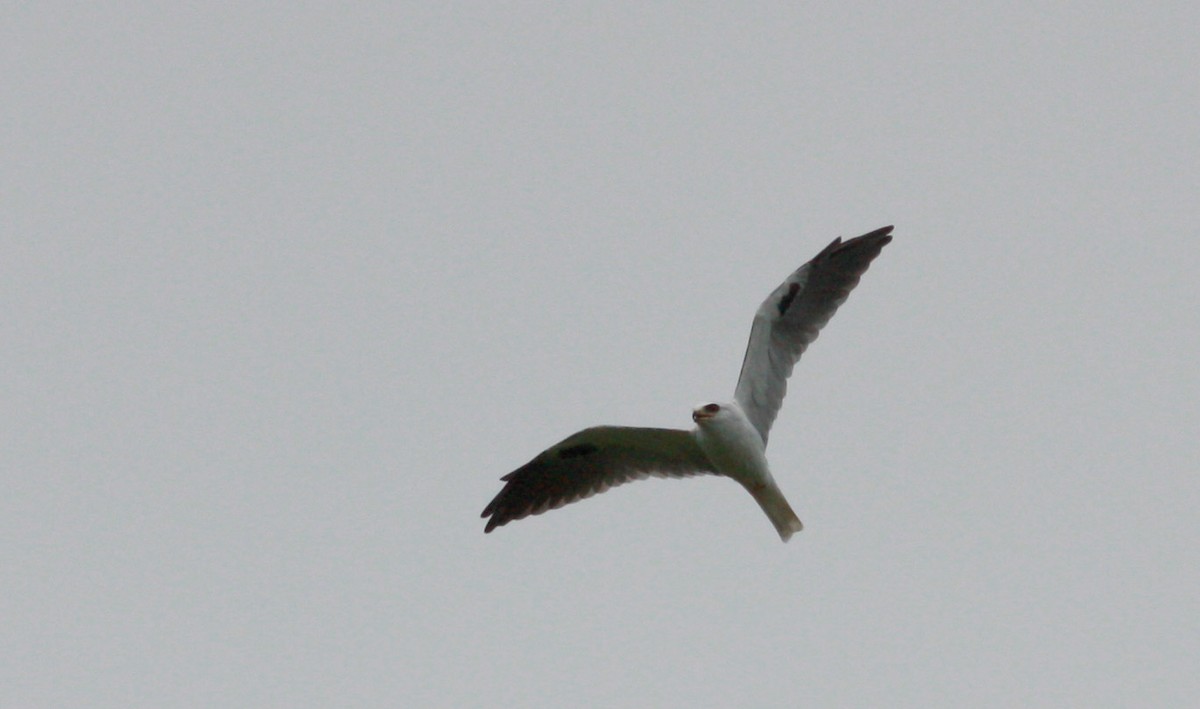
[5,3,1198,707]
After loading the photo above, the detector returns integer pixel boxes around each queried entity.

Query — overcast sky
[4,3,1198,707]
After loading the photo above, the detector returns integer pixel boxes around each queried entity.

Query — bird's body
[482,226,893,541]
[692,400,803,541]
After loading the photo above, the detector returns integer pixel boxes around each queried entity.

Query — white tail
[744,479,804,542]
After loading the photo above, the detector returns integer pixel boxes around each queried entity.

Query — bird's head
[692,401,727,425]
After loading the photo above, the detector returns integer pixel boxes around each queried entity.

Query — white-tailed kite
[482,226,893,541]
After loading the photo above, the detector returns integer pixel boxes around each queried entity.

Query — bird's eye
[703,403,720,413]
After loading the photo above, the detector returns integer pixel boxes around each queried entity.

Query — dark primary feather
[481,426,716,533]
[734,226,893,442]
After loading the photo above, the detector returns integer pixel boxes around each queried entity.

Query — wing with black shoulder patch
[482,426,716,532]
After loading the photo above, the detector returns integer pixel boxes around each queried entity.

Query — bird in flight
[481,226,893,541]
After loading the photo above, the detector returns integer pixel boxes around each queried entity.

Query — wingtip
[856,224,894,241]
[482,509,506,533]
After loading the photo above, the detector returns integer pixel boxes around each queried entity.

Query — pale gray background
[4,3,1198,707]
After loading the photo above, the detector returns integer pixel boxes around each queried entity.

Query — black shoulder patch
[777,281,801,316]
[558,442,599,459]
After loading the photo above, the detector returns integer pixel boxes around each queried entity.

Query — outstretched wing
[482,426,716,532]
[734,226,893,444]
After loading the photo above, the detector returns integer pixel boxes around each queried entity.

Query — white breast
[692,402,772,485]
